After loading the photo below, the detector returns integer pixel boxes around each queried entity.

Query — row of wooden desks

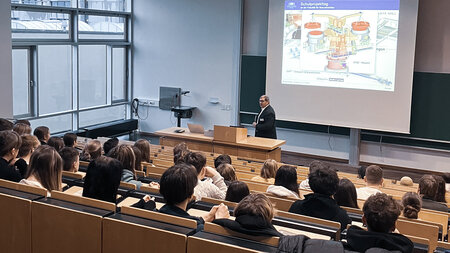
[155,127,286,161]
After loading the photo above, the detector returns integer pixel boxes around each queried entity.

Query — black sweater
[213,214,283,237]
[288,193,351,231]
[0,157,21,182]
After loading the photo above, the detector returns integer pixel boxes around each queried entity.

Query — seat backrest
[201,197,238,208]
[396,219,439,252]
[418,209,449,239]
[62,171,84,180]
[0,179,47,196]
[406,235,431,253]
[121,206,197,228]
[120,181,137,191]
[266,195,295,212]
[240,180,269,192]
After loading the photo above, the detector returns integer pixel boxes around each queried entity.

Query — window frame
[11,1,133,134]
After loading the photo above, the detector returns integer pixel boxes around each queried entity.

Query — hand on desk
[202,203,230,222]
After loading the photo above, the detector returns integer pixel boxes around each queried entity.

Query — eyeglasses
[259,100,265,102]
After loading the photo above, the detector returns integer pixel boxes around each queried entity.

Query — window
[112,47,126,101]
[38,45,72,115]
[11,0,132,134]
[12,48,31,116]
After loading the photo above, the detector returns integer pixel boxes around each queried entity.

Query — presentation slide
[266,0,419,133]
[282,0,399,91]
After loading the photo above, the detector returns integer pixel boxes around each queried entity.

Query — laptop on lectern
[187,123,205,134]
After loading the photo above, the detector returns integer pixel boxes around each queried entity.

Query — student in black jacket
[214,193,283,237]
[289,166,351,230]
[159,163,229,231]
[0,130,22,182]
[253,95,277,139]
[344,193,414,253]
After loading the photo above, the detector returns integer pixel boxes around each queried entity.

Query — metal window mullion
[32,45,39,118]
[106,45,112,105]
[73,8,79,131]
[126,2,133,120]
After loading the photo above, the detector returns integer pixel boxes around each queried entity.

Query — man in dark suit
[252,95,277,139]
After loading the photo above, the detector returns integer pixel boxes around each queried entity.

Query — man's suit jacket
[255,104,277,139]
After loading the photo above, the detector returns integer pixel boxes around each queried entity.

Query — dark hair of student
[418,175,438,199]
[234,194,275,223]
[358,165,367,179]
[0,130,22,157]
[47,137,64,152]
[103,137,119,156]
[214,154,232,168]
[59,147,79,172]
[0,119,14,131]
[82,156,122,203]
[364,165,383,184]
[15,119,31,126]
[134,139,151,163]
[225,181,250,203]
[173,142,189,164]
[217,163,237,182]
[308,160,329,174]
[363,193,402,233]
[80,140,102,162]
[26,145,62,192]
[63,133,77,147]
[334,178,358,209]
[108,144,135,173]
[433,175,446,203]
[309,166,339,196]
[33,126,50,141]
[132,146,142,172]
[184,151,206,175]
[18,135,40,157]
[402,192,421,219]
[13,123,32,136]
[159,163,198,205]
[274,165,299,196]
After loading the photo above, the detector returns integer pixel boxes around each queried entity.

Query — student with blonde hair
[20,145,62,194]
[214,193,282,236]
[251,159,278,184]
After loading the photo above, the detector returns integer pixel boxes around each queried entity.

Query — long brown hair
[134,139,151,163]
[26,145,62,191]
[109,144,135,173]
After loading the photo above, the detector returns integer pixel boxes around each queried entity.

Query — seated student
[0,130,22,182]
[344,193,414,253]
[266,165,299,199]
[216,163,237,186]
[214,193,283,237]
[80,140,102,162]
[184,151,227,200]
[334,178,359,209]
[173,142,189,164]
[132,146,143,172]
[356,165,383,200]
[108,144,142,189]
[82,156,122,203]
[299,160,328,190]
[0,118,13,131]
[225,181,250,203]
[402,192,421,219]
[20,145,62,194]
[400,176,414,187]
[214,154,232,169]
[289,167,351,230]
[357,165,367,179]
[13,123,32,136]
[15,135,40,178]
[418,175,448,212]
[48,137,64,152]
[433,175,446,203]
[63,133,78,148]
[159,163,230,231]
[103,137,119,156]
[251,159,278,184]
[15,119,31,126]
[59,147,80,173]
[33,126,50,145]
[133,139,151,163]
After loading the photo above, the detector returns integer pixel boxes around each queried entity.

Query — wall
[242,0,450,173]
[0,1,13,118]
[132,0,242,132]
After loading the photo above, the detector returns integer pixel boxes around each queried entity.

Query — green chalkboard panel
[239,55,450,150]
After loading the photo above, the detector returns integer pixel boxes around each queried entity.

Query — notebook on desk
[187,123,204,134]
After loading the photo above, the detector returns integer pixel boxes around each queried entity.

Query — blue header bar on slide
[285,0,400,10]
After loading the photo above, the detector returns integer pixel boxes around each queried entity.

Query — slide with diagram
[282,0,400,91]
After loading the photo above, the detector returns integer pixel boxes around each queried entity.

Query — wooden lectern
[213,125,247,143]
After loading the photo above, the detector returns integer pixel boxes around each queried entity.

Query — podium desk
[155,127,286,161]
